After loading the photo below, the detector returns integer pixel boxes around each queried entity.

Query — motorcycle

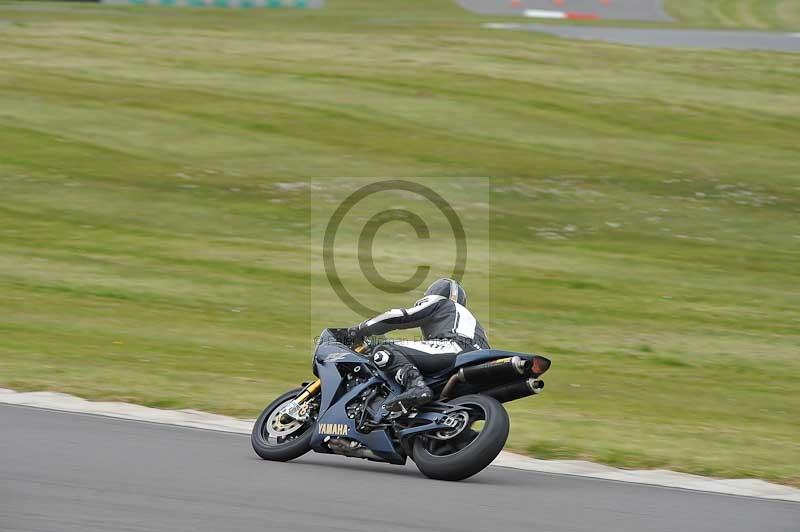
[251,328,551,481]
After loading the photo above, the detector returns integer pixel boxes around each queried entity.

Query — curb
[1,388,797,502]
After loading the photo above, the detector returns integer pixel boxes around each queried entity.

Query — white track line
[523,9,567,19]
[522,9,599,20]
[1,388,798,502]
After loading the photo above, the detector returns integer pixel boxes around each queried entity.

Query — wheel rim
[259,397,318,447]
[422,402,486,457]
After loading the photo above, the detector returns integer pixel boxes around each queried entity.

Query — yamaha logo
[318,423,349,436]
[323,352,349,363]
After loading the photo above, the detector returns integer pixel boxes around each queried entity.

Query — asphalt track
[485,23,800,52]
[456,0,671,21]
[2,405,799,532]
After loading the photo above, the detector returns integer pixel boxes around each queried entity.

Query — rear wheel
[412,394,509,481]
[251,388,319,462]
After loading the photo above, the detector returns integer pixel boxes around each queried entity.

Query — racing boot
[383,365,433,415]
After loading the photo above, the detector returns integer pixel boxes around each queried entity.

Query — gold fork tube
[294,379,321,404]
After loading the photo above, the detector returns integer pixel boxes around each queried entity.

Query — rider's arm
[356,295,447,337]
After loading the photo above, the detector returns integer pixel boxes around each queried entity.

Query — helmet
[424,278,467,306]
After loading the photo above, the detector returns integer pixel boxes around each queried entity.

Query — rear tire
[412,394,509,481]
[251,388,316,462]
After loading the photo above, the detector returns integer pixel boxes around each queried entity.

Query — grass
[0,0,799,486]
[666,0,800,30]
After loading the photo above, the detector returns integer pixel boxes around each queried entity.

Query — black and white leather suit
[351,279,489,413]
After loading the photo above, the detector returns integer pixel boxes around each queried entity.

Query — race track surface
[485,23,800,51]
[1,405,798,532]
[456,0,671,21]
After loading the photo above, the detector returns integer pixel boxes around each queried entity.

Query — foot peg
[383,384,433,415]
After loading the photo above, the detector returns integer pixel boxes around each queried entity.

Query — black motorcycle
[251,328,550,481]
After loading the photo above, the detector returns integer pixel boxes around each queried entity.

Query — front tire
[412,394,509,481]
[251,388,317,462]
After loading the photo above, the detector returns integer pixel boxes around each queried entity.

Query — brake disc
[265,400,306,438]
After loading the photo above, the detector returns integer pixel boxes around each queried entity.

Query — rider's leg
[371,344,433,414]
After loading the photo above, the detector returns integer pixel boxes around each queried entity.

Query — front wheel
[251,388,318,462]
[412,394,509,481]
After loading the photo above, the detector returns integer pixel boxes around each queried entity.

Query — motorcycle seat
[402,352,458,375]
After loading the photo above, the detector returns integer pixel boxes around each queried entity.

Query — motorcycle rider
[348,278,490,414]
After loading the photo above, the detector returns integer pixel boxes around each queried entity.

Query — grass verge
[666,0,800,30]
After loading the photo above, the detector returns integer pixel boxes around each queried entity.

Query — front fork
[295,379,321,404]
[278,379,321,423]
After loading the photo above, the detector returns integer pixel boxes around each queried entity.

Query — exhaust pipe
[484,378,544,403]
[460,356,530,385]
[440,355,550,400]
[325,437,383,461]
[441,356,529,399]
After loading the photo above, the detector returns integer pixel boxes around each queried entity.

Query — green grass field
[667,0,800,30]
[1,0,799,485]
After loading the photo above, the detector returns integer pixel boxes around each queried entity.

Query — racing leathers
[351,294,490,414]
